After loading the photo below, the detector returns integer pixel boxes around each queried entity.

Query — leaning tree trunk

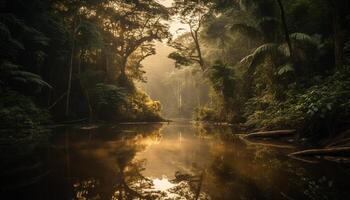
[193,30,205,71]
[276,0,293,57]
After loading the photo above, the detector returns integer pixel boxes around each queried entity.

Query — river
[2,121,350,199]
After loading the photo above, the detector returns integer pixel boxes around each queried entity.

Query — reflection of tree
[193,123,268,200]
[208,155,267,200]
[170,171,208,200]
[70,125,163,200]
[113,158,153,199]
[71,123,214,200]
[111,147,209,200]
[192,123,345,200]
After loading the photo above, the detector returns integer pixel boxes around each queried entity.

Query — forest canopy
[1,0,350,199]
[0,0,169,128]
[0,0,350,140]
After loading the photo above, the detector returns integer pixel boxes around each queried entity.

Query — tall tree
[276,0,293,56]
[169,0,211,71]
[98,0,170,86]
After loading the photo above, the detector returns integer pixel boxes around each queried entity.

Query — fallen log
[244,129,296,139]
[80,125,99,130]
[238,135,296,149]
[288,156,320,164]
[289,147,350,158]
[324,156,350,163]
[326,138,350,148]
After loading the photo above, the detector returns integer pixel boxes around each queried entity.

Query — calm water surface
[3,121,350,199]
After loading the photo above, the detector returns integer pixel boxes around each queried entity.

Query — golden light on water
[152,177,177,191]
[157,0,173,7]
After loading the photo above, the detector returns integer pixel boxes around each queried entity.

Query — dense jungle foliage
[0,0,166,129]
[167,0,350,140]
[1,1,350,199]
[0,0,350,142]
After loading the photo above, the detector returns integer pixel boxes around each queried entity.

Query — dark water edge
[1,121,350,200]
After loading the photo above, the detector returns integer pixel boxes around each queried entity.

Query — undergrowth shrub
[245,66,350,138]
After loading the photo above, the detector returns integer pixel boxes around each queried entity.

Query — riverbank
[239,128,350,164]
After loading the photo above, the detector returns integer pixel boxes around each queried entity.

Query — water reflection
[64,123,208,200]
[2,122,350,199]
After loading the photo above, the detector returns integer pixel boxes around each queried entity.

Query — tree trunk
[105,53,109,82]
[331,0,347,68]
[276,0,293,56]
[102,48,110,82]
[244,129,296,139]
[83,89,93,123]
[178,80,182,111]
[118,57,129,87]
[65,15,77,117]
[289,147,350,157]
[192,30,205,71]
[77,49,93,122]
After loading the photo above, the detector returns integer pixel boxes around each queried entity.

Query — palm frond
[8,38,25,50]
[0,61,19,70]
[0,29,25,58]
[10,70,52,88]
[12,77,28,83]
[240,43,283,72]
[0,14,49,47]
[251,43,280,57]
[240,54,253,64]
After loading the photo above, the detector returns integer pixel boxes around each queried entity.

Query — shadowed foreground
[2,122,350,200]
